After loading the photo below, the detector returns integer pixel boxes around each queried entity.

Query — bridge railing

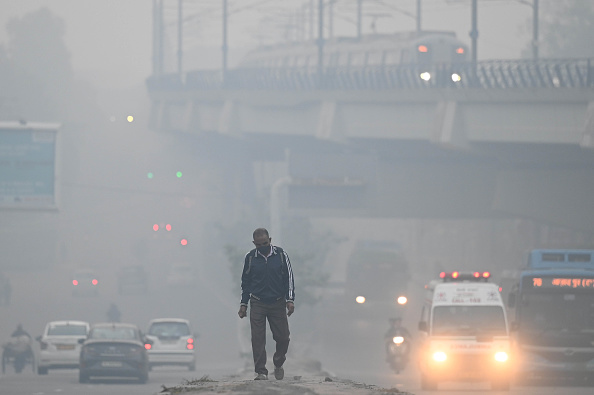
[147,58,594,92]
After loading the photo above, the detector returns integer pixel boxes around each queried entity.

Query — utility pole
[532,0,539,60]
[152,0,164,76]
[357,0,363,39]
[310,0,315,40]
[328,0,334,39]
[177,0,183,76]
[416,0,421,32]
[152,0,158,76]
[222,0,228,82]
[317,0,324,84]
[470,0,478,64]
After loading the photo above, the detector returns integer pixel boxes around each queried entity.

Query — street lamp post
[514,0,539,59]
[177,0,183,76]
[317,0,324,85]
[470,0,478,64]
[222,0,228,83]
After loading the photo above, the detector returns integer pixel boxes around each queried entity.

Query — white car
[145,318,196,371]
[36,320,90,374]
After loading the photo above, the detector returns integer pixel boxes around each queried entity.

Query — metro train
[239,30,469,83]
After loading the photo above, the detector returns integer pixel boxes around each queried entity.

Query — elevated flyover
[147,59,594,233]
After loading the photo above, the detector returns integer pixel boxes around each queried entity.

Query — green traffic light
[176,171,183,178]
[147,172,154,179]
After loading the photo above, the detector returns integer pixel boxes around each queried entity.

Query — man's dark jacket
[240,245,295,306]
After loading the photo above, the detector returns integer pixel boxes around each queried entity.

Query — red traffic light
[180,238,188,246]
[153,224,159,231]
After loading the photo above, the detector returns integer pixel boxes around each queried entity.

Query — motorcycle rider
[11,324,31,339]
[385,317,412,340]
[384,317,412,363]
[4,324,33,373]
[107,303,121,322]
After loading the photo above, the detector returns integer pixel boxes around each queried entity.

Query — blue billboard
[0,122,59,209]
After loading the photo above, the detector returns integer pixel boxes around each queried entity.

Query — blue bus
[508,249,594,382]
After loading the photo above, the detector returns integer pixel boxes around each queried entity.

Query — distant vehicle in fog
[507,249,594,384]
[78,322,151,383]
[36,320,89,375]
[165,263,195,287]
[344,240,409,314]
[117,265,149,294]
[145,318,196,371]
[71,270,99,297]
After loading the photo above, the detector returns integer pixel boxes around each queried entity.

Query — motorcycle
[385,332,410,374]
[2,335,35,374]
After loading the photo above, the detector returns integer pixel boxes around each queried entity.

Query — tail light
[144,343,151,350]
[72,280,78,286]
[92,279,98,285]
[186,338,194,350]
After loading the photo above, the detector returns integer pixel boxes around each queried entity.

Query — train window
[350,52,365,67]
[296,56,309,67]
[399,50,410,64]
[367,51,382,66]
[328,53,338,67]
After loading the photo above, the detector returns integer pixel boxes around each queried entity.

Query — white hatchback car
[145,318,196,371]
[36,320,90,374]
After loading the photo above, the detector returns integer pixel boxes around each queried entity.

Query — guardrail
[146,58,594,92]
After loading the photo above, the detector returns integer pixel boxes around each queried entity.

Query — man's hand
[286,302,295,317]
[238,305,247,319]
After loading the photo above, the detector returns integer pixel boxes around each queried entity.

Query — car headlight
[451,73,462,82]
[432,351,447,362]
[393,336,404,344]
[494,351,508,362]
[420,72,431,81]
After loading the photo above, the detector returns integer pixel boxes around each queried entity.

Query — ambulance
[417,271,512,390]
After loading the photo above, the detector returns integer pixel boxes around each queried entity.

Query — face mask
[257,245,271,255]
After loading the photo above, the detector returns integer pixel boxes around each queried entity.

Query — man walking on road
[238,228,295,380]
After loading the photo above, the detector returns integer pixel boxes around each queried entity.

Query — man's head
[253,228,271,246]
[253,228,271,253]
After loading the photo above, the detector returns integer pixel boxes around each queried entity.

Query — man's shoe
[274,366,284,380]
[254,373,268,380]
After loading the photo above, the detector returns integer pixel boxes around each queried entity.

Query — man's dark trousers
[250,298,290,375]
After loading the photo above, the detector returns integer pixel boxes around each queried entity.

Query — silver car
[145,318,196,371]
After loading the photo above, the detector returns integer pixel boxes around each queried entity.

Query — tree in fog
[532,0,594,58]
